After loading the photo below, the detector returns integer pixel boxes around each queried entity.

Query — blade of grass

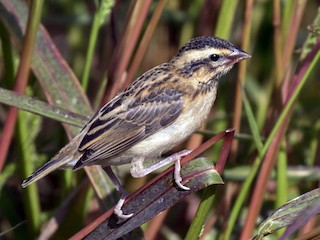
[81,0,115,90]
[281,0,295,41]
[185,185,217,240]
[185,130,234,240]
[275,145,288,237]
[17,110,42,237]
[242,87,264,157]
[215,0,239,39]
[0,87,88,127]
[224,154,262,239]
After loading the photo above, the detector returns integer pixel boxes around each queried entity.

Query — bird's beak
[227,48,251,64]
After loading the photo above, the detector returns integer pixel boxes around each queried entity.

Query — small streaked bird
[22,36,250,218]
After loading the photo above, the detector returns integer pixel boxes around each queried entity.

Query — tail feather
[22,133,84,188]
[22,157,73,188]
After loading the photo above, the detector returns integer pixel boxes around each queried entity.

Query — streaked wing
[74,87,184,168]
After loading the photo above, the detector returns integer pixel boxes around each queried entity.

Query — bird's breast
[128,86,218,158]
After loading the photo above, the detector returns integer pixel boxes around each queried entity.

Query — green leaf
[0,87,88,127]
[242,87,264,157]
[254,188,320,239]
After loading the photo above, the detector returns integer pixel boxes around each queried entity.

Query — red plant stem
[101,0,152,104]
[124,0,167,87]
[240,37,320,240]
[216,129,235,174]
[240,120,289,240]
[230,0,253,160]
[281,1,306,73]
[0,1,42,172]
[273,0,283,110]
[181,129,233,167]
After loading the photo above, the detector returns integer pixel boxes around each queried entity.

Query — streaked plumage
[22,36,250,218]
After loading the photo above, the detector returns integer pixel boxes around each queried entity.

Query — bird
[22,36,250,218]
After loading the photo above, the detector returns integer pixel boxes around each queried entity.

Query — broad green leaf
[0,87,88,127]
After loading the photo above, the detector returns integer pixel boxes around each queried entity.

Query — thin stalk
[230,0,253,159]
[17,111,41,236]
[224,155,262,239]
[276,144,288,237]
[241,111,291,239]
[242,87,264,157]
[185,130,234,239]
[281,1,306,74]
[102,0,152,103]
[0,0,44,172]
[198,0,238,153]
[81,0,115,91]
[273,0,283,109]
[215,0,239,39]
[281,0,295,41]
[273,6,287,237]
[124,0,167,86]
[185,186,217,240]
[81,14,101,91]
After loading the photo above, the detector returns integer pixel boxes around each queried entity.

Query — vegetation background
[0,0,319,239]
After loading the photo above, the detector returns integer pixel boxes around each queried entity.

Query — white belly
[128,88,217,158]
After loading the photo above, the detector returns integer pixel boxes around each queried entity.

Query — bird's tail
[22,133,83,188]
[21,156,75,188]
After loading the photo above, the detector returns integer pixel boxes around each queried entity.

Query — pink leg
[130,150,192,190]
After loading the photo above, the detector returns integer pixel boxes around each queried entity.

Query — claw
[174,153,191,191]
[114,198,133,219]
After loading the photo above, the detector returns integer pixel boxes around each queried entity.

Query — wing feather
[74,86,184,169]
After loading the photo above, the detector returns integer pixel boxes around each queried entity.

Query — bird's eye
[210,54,220,61]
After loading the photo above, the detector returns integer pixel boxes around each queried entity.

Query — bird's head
[170,36,251,85]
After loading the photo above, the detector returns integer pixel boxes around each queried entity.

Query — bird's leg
[130,150,192,190]
[102,166,133,219]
